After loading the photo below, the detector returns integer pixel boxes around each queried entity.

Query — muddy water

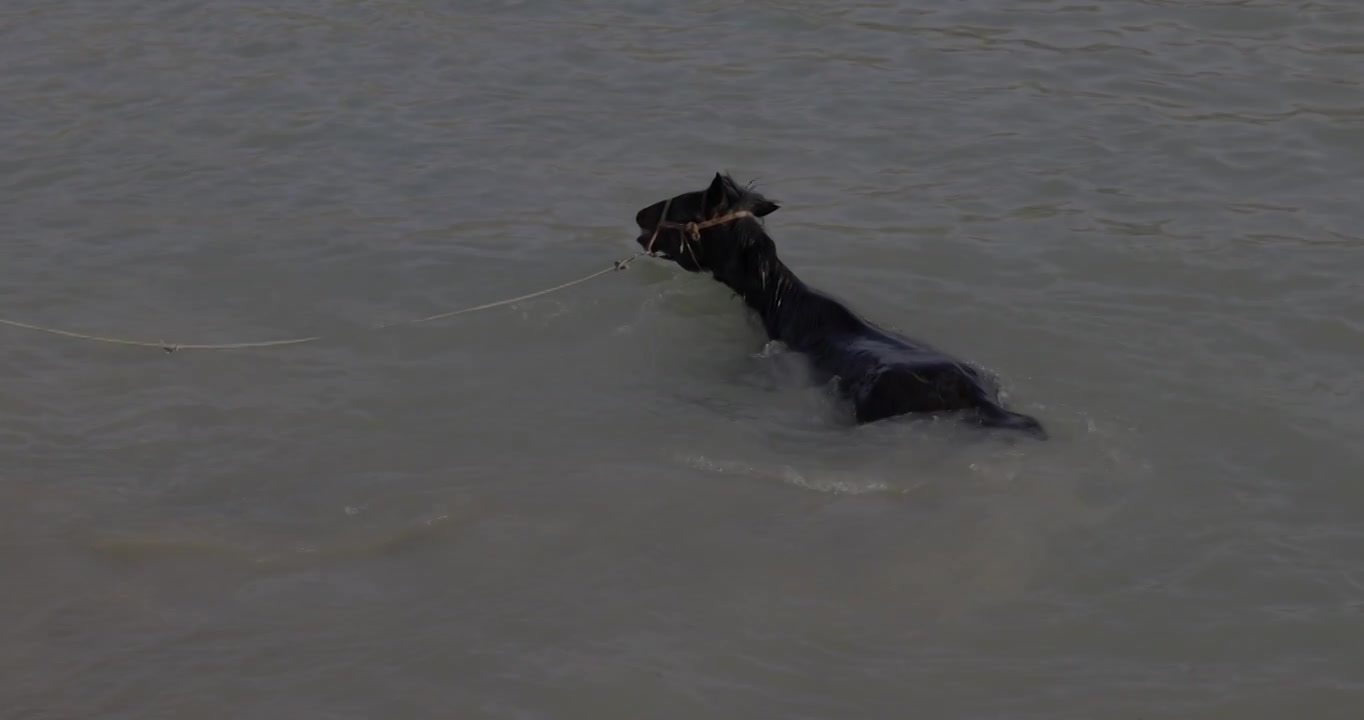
[4,1,1363,717]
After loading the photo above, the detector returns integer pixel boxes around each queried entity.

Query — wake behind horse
[634,172,1046,438]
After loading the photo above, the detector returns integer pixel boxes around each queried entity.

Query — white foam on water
[679,453,899,495]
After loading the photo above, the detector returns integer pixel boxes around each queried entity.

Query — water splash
[679,453,899,495]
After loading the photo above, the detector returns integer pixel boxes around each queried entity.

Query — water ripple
[5,0,1364,715]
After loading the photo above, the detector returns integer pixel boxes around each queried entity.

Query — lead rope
[0,252,645,353]
[5,204,758,354]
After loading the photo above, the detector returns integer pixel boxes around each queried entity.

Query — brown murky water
[4,1,1363,717]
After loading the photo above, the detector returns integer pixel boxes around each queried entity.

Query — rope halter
[645,197,755,267]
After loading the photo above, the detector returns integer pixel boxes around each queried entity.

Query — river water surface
[4,1,1363,718]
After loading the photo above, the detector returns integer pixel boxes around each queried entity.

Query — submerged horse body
[635,173,1046,438]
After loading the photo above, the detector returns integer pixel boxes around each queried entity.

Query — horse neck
[713,233,804,341]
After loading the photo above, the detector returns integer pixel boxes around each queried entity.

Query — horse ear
[702,172,729,214]
[752,200,780,217]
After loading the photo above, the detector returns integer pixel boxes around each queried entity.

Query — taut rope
[4,203,757,354]
[0,252,645,353]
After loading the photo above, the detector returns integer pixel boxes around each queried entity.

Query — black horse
[634,172,1046,438]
